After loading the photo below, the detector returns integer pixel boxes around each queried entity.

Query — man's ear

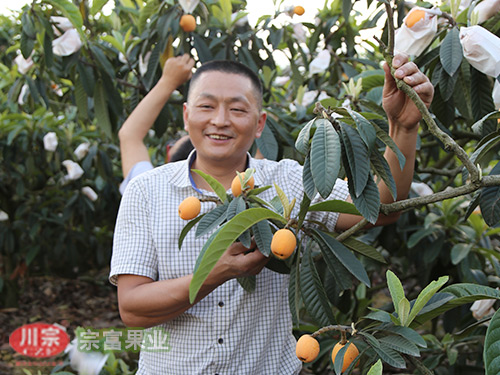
[183,102,189,132]
[255,111,267,138]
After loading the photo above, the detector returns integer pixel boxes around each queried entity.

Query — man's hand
[382,53,434,131]
[206,240,269,286]
[159,54,195,91]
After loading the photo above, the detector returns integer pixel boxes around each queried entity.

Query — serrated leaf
[89,45,116,80]
[341,122,370,197]
[387,270,405,319]
[295,118,316,154]
[342,237,386,263]
[379,336,420,356]
[303,155,317,200]
[193,227,221,273]
[189,208,286,303]
[74,78,88,120]
[407,276,449,326]
[333,343,348,375]
[350,174,380,224]
[195,204,228,238]
[227,196,246,221]
[440,27,463,76]
[479,161,500,227]
[382,325,427,348]
[370,150,397,201]
[372,122,406,170]
[484,308,500,375]
[252,219,273,256]
[471,68,497,135]
[192,169,227,202]
[237,275,256,292]
[299,242,336,326]
[413,284,500,326]
[255,122,278,160]
[94,79,112,139]
[91,0,109,16]
[308,200,361,215]
[345,108,377,152]
[101,35,125,54]
[310,119,341,198]
[178,214,204,250]
[246,185,272,197]
[314,229,370,287]
[364,309,393,323]
[374,342,406,369]
[313,230,352,291]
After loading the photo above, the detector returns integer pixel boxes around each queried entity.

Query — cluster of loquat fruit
[178,170,297,260]
[296,334,359,372]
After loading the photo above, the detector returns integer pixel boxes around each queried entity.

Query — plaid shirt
[110,152,349,375]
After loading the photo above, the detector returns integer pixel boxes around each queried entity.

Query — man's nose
[211,105,229,126]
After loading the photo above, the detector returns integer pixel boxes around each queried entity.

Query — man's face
[183,71,266,169]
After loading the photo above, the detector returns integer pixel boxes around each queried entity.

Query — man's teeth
[209,135,230,140]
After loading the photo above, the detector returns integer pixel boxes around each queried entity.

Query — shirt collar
[185,150,261,193]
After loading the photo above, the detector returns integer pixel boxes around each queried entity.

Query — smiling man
[110,56,433,374]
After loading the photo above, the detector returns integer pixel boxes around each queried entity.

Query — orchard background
[1,0,500,374]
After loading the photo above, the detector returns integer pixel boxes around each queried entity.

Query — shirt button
[218,301,224,307]
[218,338,224,344]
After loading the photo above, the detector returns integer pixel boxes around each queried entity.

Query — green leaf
[43,0,85,41]
[406,276,449,326]
[372,122,406,170]
[94,79,112,139]
[480,161,500,227]
[195,204,228,238]
[274,183,290,219]
[90,0,110,16]
[193,227,222,273]
[137,0,159,34]
[310,119,341,198]
[289,252,301,326]
[255,122,278,160]
[178,214,204,250]
[189,208,286,303]
[370,149,397,201]
[350,175,380,224]
[386,270,405,320]
[101,35,125,54]
[227,196,246,221]
[252,219,273,257]
[295,118,316,154]
[314,229,371,287]
[471,68,497,135]
[308,200,361,215]
[246,185,272,197]
[74,78,88,120]
[345,108,377,152]
[313,230,353,291]
[342,237,386,263]
[440,27,463,76]
[367,359,383,375]
[484,308,500,375]
[379,335,420,357]
[341,122,370,197]
[450,243,473,265]
[89,44,116,80]
[398,297,411,327]
[191,169,227,203]
[237,275,256,293]
[364,309,393,323]
[413,284,500,326]
[299,241,336,326]
[382,325,427,348]
[373,342,406,369]
[303,155,317,200]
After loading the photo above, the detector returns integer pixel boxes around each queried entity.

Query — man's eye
[231,108,245,112]
[199,105,213,109]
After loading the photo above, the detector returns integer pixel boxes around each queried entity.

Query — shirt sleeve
[119,160,154,195]
[110,177,158,286]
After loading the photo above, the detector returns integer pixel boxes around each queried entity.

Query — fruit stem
[310,324,353,338]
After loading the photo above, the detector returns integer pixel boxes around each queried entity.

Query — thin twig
[311,324,353,338]
[336,218,369,242]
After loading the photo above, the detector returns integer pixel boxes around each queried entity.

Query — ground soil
[0,268,126,374]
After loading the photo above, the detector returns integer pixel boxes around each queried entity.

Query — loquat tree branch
[380,0,480,183]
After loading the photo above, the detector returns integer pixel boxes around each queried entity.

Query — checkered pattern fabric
[110,152,349,375]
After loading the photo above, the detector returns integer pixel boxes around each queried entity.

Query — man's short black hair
[188,60,263,109]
